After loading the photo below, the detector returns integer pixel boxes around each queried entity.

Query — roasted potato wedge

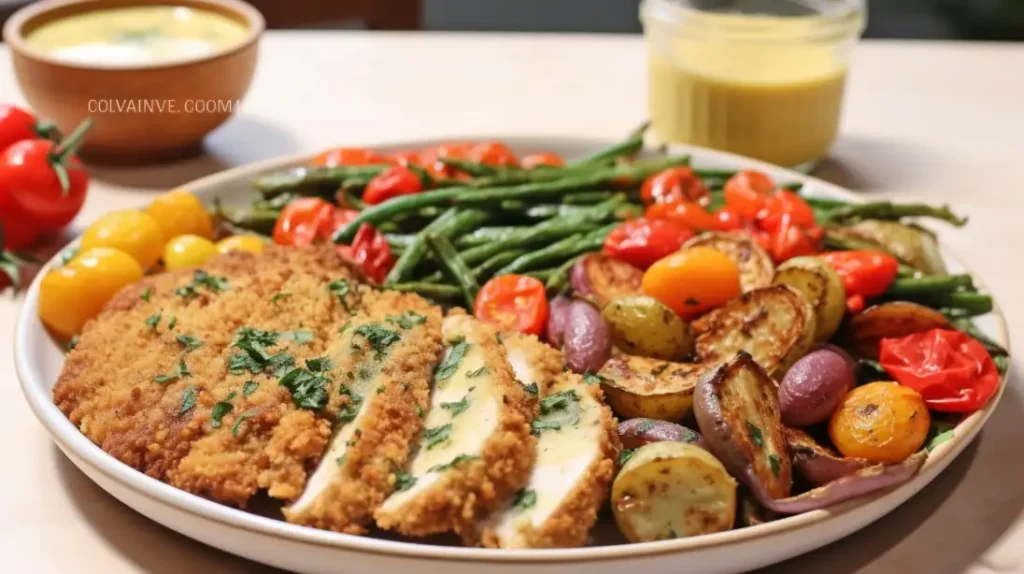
[693,352,793,503]
[847,301,950,359]
[570,253,644,307]
[618,418,704,450]
[784,427,870,487]
[611,442,737,542]
[772,256,846,342]
[599,355,709,421]
[692,284,815,378]
[602,295,695,360]
[683,232,775,292]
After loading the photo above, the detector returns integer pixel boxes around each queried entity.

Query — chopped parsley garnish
[336,455,347,466]
[278,367,329,410]
[270,292,291,305]
[176,269,229,300]
[531,390,581,435]
[582,371,606,385]
[176,334,203,352]
[279,329,314,344]
[227,327,298,376]
[155,358,191,383]
[513,488,537,510]
[353,324,402,359]
[211,391,237,428]
[618,448,637,467]
[167,316,177,330]
[394,469,417,492]
[327,278,354,311]
[375,385,385,394]
[59,247,78,266]
[338,320,351,335]
[441,396,471,416]
[141,287,152,302]
[435,340,470,382]
[67,336,80,351]
[231,408,259,437]
[427,454,479,473]
[145,312,161,329]
[768,454,782,478]
[540,389,579,414]
[521,381,538,396]
[242,381,259,396]
[337,404,360,423]
[531,420,562,434]
[306,356,334,373]
[179,386,197,415]
[416,405,425,418]
[635,421,656,433]
[421,423,453,450]
[386,311,427,330]
[358,367,371,379]
[466,366,489,378]
[746,421,764,448]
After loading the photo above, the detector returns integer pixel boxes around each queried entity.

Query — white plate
[14,137,1010,574]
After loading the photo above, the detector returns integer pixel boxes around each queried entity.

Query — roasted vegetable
[737,491,776,527]
[563,299,612,374]
[682,232,775,292]
[618,418,704,450]
[829,382,930,463]
[847,301,950,359]
[599,355,708,422]
[784,427,870,486]
[847,220,948,276]
[601,295,694,360]
[694,352,793,504]
[692,285,815,378]
[569,253,643,307]
[546,295,572,347]
[772,256,846,342]
[611,442,736,542]
[778,348,856,427]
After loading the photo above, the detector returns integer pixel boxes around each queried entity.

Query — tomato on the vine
[0,104,58,152]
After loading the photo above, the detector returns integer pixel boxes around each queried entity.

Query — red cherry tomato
[362,166,423,205]
[603,218,693,270]
[520,152,565,169]
[767,215,818,262]
[640,167,709,205]
[474,274,549,335]
[312,147,391,167]
[880,329,1000,412]
[0,118,91,232]
[713,207,745,231]
[724,170,775,219]
[272,198,336,246]
[469,142,518,167]
[343,223,394,284]
[0,105,57,152]
[418,142,473,179]
[0,202,39,250]
[390,150,422,167]
[646,200,721,231]
[758,189,816,230]
[819,250,900,312]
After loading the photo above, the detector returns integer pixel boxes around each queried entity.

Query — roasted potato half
[692,284,815,378]
[772,256,846,342]
[612,442,737,542]
[848,220,948,276]
[602,295,695,360]
[683,232,775,292]
[599,355,709,421]
[847,301,950,359]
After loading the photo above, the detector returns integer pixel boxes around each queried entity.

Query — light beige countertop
[1,32,1023,573]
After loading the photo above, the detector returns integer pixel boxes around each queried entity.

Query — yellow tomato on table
[163,234,216,269]
[80,209,164,269]
[146,189,214,240]
[215,234,264,255]
[641,246,741,319]
[39,248,143,338]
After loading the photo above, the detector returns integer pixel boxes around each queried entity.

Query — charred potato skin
[683,232,775,292]
[601,295,695,361]
[772,256,846,342]
[693,352,793,503]
[572,253,644,307]
[847,302,950,359]
[599,355,707,422]
[693,284,815,379]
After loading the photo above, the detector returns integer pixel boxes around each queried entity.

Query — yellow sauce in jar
[646,13,855,167]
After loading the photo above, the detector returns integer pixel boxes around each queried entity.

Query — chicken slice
[283,308,443,534]
[375,314,536,537]
[501,333,564,396]
[477,371,620,548]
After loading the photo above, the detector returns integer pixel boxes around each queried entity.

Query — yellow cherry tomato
[215,234,265,255]
[146,189,214,240]
[829,382,930,463]
[39,248,144,338]
[641,246,742,319]
[163,234,217,270]
[80,210,164,269]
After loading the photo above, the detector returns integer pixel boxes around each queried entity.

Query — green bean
[563,191,614,205]
[460,218,599,267]
[545,254,584,295]
[569,121,649,167]
[333,187,464,242]
[454,226,523,248]
[692,168,738,180]
[496,234,585,275]
[524,269,555,282]
[885,274,974,297]
[826,202,968,227]
[824,230,883,252]
[523,204,590,219]
[803,196,850,209]
[897,264,921,278]
[438,158,506,178]
[994,355,1009,375]
[924,291,993,316]
[947,316,1008,356]
[385,208,459,283]
[426,234,480,309]
[212,198,279,235]
[388,282,461,300]
[253,164,391,196]
[338,189,365,210]
[385,234,417,250]
[471,250,526,280]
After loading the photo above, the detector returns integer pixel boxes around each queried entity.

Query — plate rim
[14,136,1011,564]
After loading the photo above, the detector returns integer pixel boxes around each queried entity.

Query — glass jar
[640,0,866,170]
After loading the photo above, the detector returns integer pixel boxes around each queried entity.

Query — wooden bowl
[2,0,264,165]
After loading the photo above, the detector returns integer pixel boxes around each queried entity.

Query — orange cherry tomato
[272,198,335,246]
[829,382,930,463]
[520,152,565,169]
[474,274,549,335]
[311,147,391,167]
[469,142,518,167]
[640,167,709,205]
[641,246,742,319]
[646,200,721,231]
[724,170,775,219]
[362,166,423,205]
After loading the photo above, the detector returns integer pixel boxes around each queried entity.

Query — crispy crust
[374,315,537,537]
[502,332,564,393]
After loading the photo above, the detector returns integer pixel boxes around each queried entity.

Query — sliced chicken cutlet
[501,333,564,396]
[477,369,620,548]
[375,314,536,537]
[283,308,443,533]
